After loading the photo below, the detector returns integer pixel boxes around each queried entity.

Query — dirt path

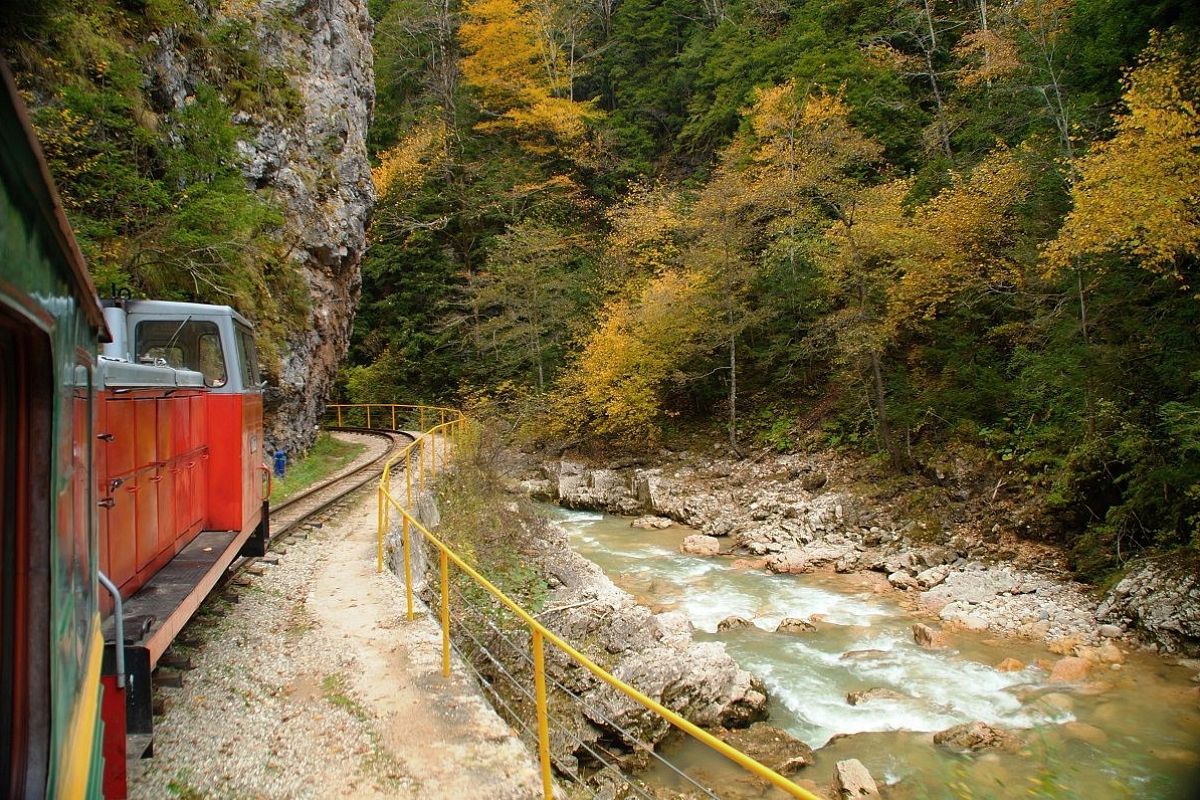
[129,467,542,799]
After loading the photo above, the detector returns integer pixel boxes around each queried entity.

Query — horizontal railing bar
[347,403,821,800]
[382,491,822,800]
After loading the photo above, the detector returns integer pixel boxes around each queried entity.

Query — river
[544,506,1200,800]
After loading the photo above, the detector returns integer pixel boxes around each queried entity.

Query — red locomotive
[95,299,270,797]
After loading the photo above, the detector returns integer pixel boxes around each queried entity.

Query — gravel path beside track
[129,451,542,799]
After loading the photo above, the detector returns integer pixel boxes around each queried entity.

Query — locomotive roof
[115,299,255,331]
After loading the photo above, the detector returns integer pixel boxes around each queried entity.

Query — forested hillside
[351,0,1200,580]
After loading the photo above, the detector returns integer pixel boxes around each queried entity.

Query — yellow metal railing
[336,403,822,800]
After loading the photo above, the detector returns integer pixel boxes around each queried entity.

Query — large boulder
[834,759,880,799]
[912,623,948,649]
[1048,656,1092,683]
[718,615,754,632]
[765,541,852,574]
[717,723,815,775]
[1097,558,1200,656]
[933,721,1022,752]
[557,464,643,514]
[776,617,818,634]
[581,642,768,743]
[681,534,721,556]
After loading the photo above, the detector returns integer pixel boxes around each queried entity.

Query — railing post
[533,628,554,800]
[392,405,397,431]
[366,406,372,429]
[402,514,414,621]
[337,406,343,426]
[439,550,451,679]
[376,484,384,573]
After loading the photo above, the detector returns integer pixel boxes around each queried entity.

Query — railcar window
[135,320,227,387]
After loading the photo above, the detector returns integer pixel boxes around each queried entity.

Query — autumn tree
[550,269,714,445]
[458,0,601,152]
[688,155,761,452]
[1044,36,1200,285]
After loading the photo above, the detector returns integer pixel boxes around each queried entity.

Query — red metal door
[133,400,158,573]
[155,398,176,557]
[102,396,136,591]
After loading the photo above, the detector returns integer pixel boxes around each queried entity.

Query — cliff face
[150,0,375,454]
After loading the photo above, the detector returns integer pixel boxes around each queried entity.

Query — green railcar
[1,63,109,798]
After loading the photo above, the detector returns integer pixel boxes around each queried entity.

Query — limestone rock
[912,623,948,649]
[1048,656,1092,683]
[631,515,673,530]
[995,657,1025,672]
[1097,557,1200,656]
[933,721,1022,752]
[581,642,768,742]
[1097,641,1125,664]
[718,615,754,632]
[775,617,817,634]
[845,687,908,706]
[717,723,815,775]
[681,534,721,556]
[153,0,378,455]
[834,759,880,799]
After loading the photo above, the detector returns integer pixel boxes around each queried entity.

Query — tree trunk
[869,349,901,466]
[728,331,739,452]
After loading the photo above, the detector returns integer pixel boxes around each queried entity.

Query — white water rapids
[546,506,1200,799]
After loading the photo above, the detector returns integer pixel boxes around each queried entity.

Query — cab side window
[235,328,260,388]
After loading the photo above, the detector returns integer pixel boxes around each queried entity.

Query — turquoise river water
[544,506,1200,800]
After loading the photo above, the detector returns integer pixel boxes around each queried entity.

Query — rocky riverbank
[398,465,771,785]
[518,449,1200,660]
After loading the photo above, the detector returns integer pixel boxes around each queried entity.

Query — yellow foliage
[1044,38,1200,286]
[549,270,713,444]
[371,118,448,199]
[743,81,884,221]
[954,28,1022,88]
[459,0,601,150]
[603,180,683,285]
[890,146,1032,327]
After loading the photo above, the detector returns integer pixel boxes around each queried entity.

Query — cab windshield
[134,319,227,387]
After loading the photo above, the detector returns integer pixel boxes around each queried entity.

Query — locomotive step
[104,528,252,668]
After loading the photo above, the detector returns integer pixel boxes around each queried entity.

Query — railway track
[267,426,414,539]
[213,426,413,590]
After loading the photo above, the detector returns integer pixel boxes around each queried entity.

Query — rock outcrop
[933,721,1022,752]
[716,723,815,775]
[834,759,880,799]
[1097,558,1200,655]
[524,451,1197,653]
[147,0,375,454]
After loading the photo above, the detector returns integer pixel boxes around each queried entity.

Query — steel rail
[268,426,413,537]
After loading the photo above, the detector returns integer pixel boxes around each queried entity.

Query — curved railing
[325,404,822,800]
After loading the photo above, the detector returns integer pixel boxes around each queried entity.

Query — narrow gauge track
[218,427,414,584]
[267,426,414,539]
